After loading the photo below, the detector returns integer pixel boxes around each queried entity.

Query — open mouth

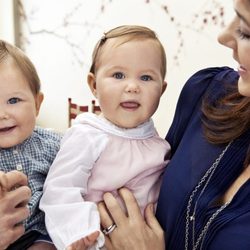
[0,126,16,133]
[120,101,140,110]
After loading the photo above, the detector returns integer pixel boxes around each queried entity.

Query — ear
[35,92,44,116]
[87,72,97,98]
[161,81,167,95]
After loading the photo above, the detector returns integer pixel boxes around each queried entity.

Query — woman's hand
[98,188,165,250]
[0,171,31,249]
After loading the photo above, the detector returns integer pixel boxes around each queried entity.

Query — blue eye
[8,97,21,104]
[113,72,125,79]
[141,75,152,81]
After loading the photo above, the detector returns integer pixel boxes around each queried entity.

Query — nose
[217,17,238,51]
[0,108,9,120]
[125,81,140,93]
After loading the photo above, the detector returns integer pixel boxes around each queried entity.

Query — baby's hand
[66,231,99,250]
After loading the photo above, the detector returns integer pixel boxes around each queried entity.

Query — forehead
[107,36,159,49]
[0,60,29,89]
[234,0,250,23]
[99,37,162,60]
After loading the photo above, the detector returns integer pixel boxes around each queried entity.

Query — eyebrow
[235,9,250,27]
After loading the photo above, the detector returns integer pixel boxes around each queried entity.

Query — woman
[98,0,250,249]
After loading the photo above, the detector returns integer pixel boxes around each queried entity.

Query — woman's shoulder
[165,67,238,149]
[188,66,237,80]
[175,66,238,111]
[182,66,238,94]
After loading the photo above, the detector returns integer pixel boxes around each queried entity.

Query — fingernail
[149,203,153,211]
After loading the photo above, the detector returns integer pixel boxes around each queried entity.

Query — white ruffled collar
[74,113,156,139]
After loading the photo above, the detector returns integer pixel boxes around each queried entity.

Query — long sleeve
[40,124,108,250]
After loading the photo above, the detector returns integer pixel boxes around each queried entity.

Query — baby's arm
[40,125,108,249]
[66,231,99,250]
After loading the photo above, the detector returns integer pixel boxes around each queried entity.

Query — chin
[0,142,16,149]
[238,78,250,97]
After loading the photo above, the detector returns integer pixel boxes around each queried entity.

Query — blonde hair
[90,25,167,79]
[0,40,41,95]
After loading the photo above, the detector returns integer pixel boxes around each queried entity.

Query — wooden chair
[68,98,88,127]
[68,98,101,127]
[91,100,101,115]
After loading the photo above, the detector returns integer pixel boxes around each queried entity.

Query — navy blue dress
[156,67,250,250]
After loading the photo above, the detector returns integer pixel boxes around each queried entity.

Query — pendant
[190,215,195,221]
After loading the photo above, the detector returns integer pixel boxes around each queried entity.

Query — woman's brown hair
[202,84,250,165]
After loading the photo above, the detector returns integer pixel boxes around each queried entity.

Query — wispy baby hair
[90,25,167,79]
[0,40,41,95]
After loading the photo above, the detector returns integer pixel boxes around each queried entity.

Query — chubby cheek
[146,90,162,113]
[17,108,37,131]
[97,88,118,110]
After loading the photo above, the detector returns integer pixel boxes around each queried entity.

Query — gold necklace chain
[184,141,232,250]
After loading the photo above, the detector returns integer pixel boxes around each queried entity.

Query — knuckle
[23,207,30,218]
[23,186,32,197]
[3,214,13,228]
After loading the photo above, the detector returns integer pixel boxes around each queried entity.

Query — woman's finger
[5,171,28,190]
[98,201,114,229]
[0,223,25,249]
[11,224,26,243]
[0,172,8,198]
[145,204,164,236]
[102,192,127,227]
[104,236,113,250]
[8,186,31,209]
[118,188,142,221]
[0,171,7,187]
[11,205,30,226]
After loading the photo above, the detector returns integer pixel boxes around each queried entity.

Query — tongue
[121,102,139,108]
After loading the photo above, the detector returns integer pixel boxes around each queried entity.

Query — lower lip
[120,102,140,111]
[238,65,248,78]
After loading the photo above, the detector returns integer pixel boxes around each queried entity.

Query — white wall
[0,0,15,43]
[17,0,236,136]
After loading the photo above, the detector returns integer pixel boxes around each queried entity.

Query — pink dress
[40,113,170,250]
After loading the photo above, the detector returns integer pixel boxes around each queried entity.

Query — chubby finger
[83,231,99,246]
[118,188,142,221]
[98,201,114,229]
[66,245,74,250]
[66,239,85,250]
[145,204,164,235]
[5,171,28,190]
[103,192,127,227]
